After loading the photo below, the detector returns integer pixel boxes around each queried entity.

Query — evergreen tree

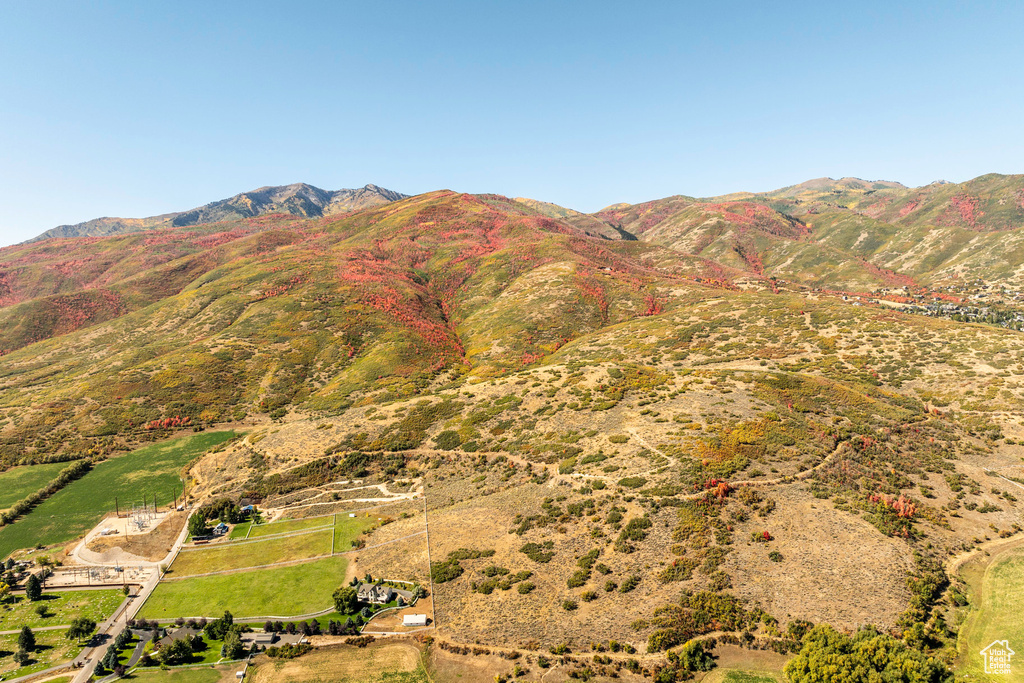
[25,574,42,601]
[18,626,35,653]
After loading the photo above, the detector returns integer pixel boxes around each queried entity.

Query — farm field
[332,513,379,549]
[169,528,332,577]
[0,461,73,509]
[246,515,332,538]
[956,541,1024,679]
[124,666,232,682]
[0,431,238,558]
[139,555,349,619]
[0,629,84,680]
[249,640,427,683]
[227,522,251,539]
[0,588,123,631]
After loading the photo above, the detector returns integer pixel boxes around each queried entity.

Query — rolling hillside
[551,173,1024,290]
[0,174,1022,676]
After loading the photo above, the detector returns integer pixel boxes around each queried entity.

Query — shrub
[520,542,555,563]
[567,570,589,588]
[674,640,715,672]
[267,643,314,658]
[615,516,653,552]
[619,575,641,593]
[433,430,462,450]
[430,559,464,583]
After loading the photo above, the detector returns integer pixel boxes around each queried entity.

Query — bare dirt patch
[362,596,434,633]
[85,510,187,562]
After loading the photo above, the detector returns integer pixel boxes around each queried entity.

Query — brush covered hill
[0,179,1023,659]
[560,173,1024,290]
[0,190,719,463]
[28,182,407,242]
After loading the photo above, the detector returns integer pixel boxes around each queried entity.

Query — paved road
[70,509,193,683]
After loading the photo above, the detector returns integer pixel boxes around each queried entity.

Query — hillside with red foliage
[3,174,1024,466]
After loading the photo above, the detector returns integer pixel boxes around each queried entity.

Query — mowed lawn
[139,555,349,619]
[0,588,123,631]
[957,543,1024,678]
[169,528,332,577]
[0,461,72,509]
[0,431,237,558]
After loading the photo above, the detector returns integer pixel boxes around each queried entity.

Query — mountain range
[28,182,408,242]
[1,172,1023,673]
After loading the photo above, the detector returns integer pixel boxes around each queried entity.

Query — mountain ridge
[27,182,409,243]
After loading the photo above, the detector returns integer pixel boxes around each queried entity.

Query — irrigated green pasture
[124,668,225,683]
[0,432,237,558]
[169,528,332,577]
[956,541,1024,679]
[332,513,378,549]
[0,461,73,509]
[139,555,349,619]
[247,515,331,538]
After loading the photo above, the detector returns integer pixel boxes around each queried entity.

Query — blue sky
[1,1,1023,245]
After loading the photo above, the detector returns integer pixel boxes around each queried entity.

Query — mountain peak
[28,183,410,242]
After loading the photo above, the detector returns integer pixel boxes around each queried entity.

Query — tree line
[0,459,91,525]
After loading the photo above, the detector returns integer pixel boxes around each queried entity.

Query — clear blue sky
[2,1,1023,245]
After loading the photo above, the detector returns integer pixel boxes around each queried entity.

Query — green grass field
[124,668,224,683]
[0,588,123,631]
[228,522,251,539]
[0,431,237,558]
[0,461,74,509]
[226,512,374,548]
[247,516,333,538]
[0,629,85,680]
[956,543,1024,679]
[169,529,332,577]
[139,555,349,619]
[333,513,378,550]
